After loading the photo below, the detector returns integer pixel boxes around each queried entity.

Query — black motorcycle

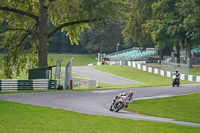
[172,76,180,87]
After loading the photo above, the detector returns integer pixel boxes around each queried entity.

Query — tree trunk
[186,39,192,66]
[175,44,180,63]
[38,0,48,67]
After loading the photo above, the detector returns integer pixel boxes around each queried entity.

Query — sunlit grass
[92,65,194,89]
[0,100,199,133]
[48,54,97,66]
[125,93,200,123]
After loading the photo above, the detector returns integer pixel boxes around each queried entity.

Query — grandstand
[105,47,157,61]
[191,48,200,57]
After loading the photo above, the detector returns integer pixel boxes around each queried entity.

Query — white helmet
[176,69,179,73]
[128,91,133,97]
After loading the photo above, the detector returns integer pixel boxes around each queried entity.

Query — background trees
[0,0,127,78]
[79,20,124,53]
[0,0,200,78]
[122,0,156,49]
[123,0,200,64]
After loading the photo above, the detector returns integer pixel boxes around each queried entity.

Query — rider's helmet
[176,69,179,73]
[128,91,133,97]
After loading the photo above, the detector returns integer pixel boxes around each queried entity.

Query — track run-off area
[0,67,200,127]
[1,84,200,127]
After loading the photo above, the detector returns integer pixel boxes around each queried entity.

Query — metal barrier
[72,77,98,89]
[0,79,60,92]
[161,61,189,75]
[64,57,74,90]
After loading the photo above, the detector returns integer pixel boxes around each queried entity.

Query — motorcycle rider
[174,69,180,80]
[111,91,133,109]
[172,69,180,86]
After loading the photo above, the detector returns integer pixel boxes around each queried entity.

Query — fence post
[64,57,74,90]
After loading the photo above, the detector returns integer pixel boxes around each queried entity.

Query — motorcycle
[109,96,129,112]
[172,75,180,87]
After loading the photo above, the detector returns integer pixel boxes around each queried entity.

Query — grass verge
[0,100,200,133]
[124,93,200,123]
[48,54,97,66]
[93,65,195,89]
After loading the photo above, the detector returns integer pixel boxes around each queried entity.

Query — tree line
[0,0,200,78]
[123,0,200,64]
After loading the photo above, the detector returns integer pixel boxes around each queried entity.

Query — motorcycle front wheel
[114,102,123,112]
[172,81,175,87]
[109,105,114,111]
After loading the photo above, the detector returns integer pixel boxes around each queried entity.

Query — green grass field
[189,68,200,76]
[0,100,199,133]
[124,93,200,123]
[93,65,194,89]
[48,54,97,66]
[1,55,200,132]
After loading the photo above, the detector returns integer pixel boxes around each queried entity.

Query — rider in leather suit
[111,91,133,108]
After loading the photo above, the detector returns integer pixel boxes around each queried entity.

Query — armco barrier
[127,61,200,82]
[0,79,61,92]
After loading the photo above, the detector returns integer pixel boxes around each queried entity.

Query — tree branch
[48,19,100,38]
[8,23,39,59]
[8,32,31,59]
[0,28,37,36]
[0,6,39,21]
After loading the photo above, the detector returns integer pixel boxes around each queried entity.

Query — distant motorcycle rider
[172,69,180,87]
[111,91,133,109]
[175,69,180,79]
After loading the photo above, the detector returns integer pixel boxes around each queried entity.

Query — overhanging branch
[0,6,39,21]
[8,32,31,59]
[48,19,100,38]
[7,23,39,59]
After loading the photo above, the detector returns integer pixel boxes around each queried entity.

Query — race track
[0,84,200,127]
[72,66,143,85]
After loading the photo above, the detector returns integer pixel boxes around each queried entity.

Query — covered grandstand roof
[105,47,157,61]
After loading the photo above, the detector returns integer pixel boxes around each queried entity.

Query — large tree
[177,0,200,65]
[177,0,200,41]
[145,0,199,64]
[144,0,181,61]
[122,0,156,48]
[0,0,126,78]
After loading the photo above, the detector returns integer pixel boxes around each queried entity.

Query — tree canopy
[1,0,200,78]
[122,0,156,48]
[80,20,124,53]
[0,0,127,78]
[124,0,200,63]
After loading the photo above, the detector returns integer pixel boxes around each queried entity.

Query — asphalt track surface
[72,66,143,85]
[0,84,200,127]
